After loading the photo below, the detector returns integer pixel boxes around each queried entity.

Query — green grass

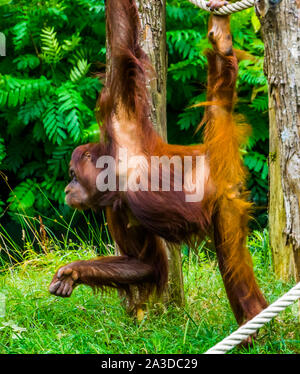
[0,230,299,354]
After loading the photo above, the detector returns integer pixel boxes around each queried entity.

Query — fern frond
[62,34,82,53]
[244,151,268,180]
[70,59,90,82]
[47,144,73,178]
[41,26,63,64]
[7,179,37,211]
[250,95,268,112]
[0,75,51,108]
[18,97,49,125]
[56,83,90,141]
[177,108,202,131]
[12,20,30,50]
[167,29,203,59]
[13,54,40,71]
[168,58,205,82]
[42,96,68,145]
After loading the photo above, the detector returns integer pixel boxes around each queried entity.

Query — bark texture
[137,0,168,140]
[258,0,300,281]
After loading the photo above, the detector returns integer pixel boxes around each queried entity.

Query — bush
[0,0,269,233]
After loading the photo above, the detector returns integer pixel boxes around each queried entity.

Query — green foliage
[0,0,269,229]
[13,54,40,70]
[0,0,104,222]
[7,179,37,211]
[40,26,63,64]
[70,59,91,82]
[0,75,51,108]
[0,138,6,163]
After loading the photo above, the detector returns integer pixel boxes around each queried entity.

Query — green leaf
[0,0,11,6]
[0,137,6,163]
[40,27,63,64]
[251,13,261,33]
[0,75,51,108]
[12,21,30,50]
[8,180,37,211]
[42,98,68,145]
[70,59,90,82]
[13,55,40,71]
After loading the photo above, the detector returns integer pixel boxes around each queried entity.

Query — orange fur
[50,3,268,328]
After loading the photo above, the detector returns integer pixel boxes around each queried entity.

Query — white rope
[205,282,300,354]
[187,0,255,15]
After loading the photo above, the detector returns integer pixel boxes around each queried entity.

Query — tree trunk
[137,0,167,140]
[137,0,185,306]
[257,0,300,282]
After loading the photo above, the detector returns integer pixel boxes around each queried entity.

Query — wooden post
[257,0,300,282]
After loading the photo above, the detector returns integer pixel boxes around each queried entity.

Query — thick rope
[187,0,255,15]
[205,282,300,354]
